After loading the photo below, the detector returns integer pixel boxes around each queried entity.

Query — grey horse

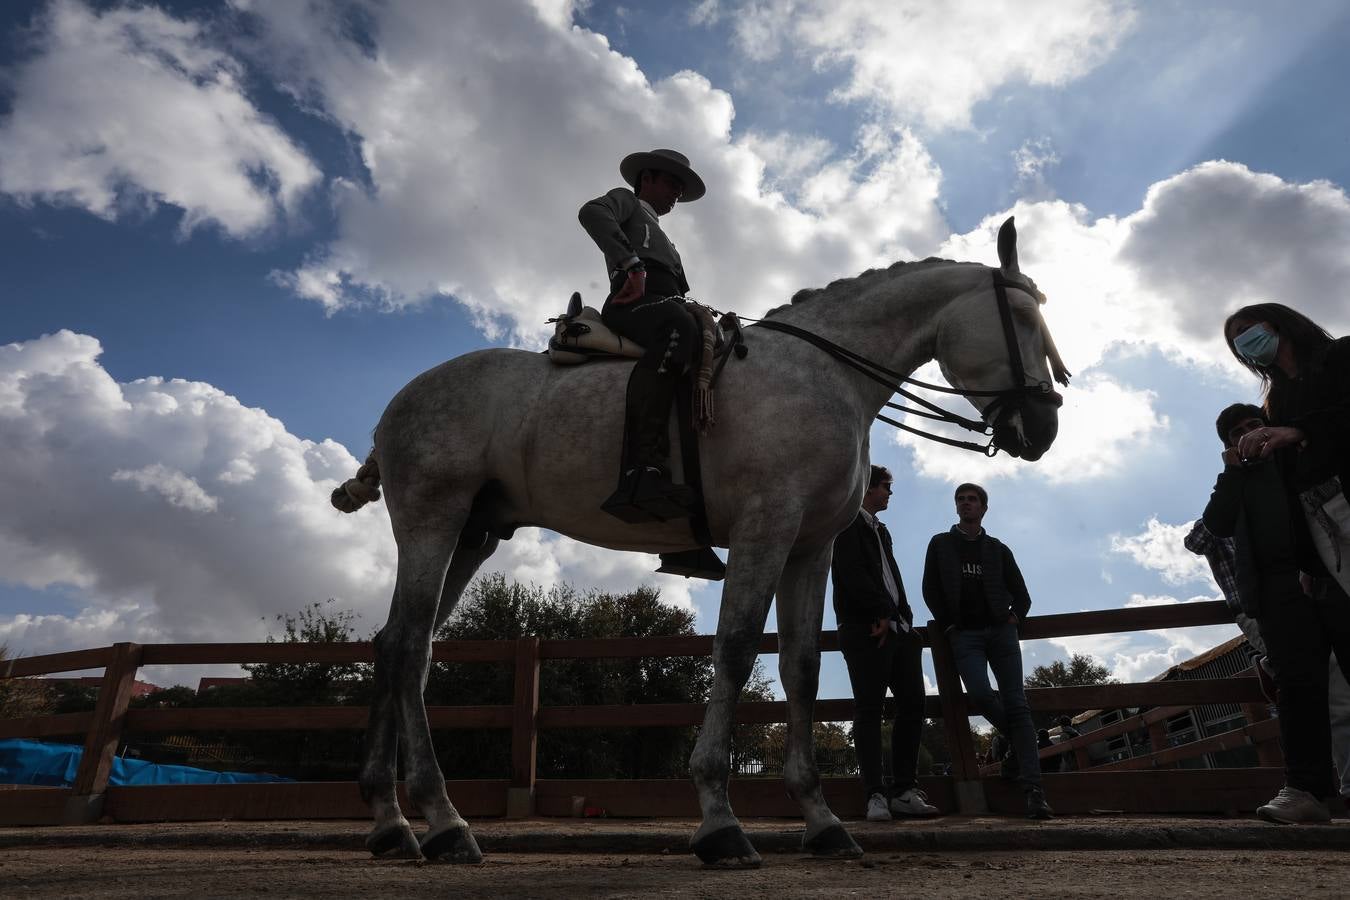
[332,217,1067,866]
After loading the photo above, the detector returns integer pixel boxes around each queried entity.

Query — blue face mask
[1234,323,1279,367]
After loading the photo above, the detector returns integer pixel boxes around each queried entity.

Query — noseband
[749,271,1063,456]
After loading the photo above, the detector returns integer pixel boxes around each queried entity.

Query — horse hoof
[366,823,422,859]
[421,825,484,864]
[803,824,863,859]
[691,825,762,868]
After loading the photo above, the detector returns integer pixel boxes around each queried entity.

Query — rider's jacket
[578,187,690,294]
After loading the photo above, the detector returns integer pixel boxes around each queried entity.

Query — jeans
[839,624,926,797]
[948,621,1041,789]
[1258,578,1350,799]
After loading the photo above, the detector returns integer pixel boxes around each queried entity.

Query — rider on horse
[578,149,706,523]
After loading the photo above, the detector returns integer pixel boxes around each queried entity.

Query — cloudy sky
[3,0,1350,699]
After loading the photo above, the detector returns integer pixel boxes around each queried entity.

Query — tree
[243,599,369,706]
[0,643,55,720]
[428,574,716,780]
[1024,653,1114,729]
[125,599,371,778]
[1025,654,1115,689]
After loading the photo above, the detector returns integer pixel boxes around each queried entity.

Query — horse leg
[776,543,862,858]
[360,620,420,859]
[689,516,795,867]
[359,527,499,860]
[371,498,486,864]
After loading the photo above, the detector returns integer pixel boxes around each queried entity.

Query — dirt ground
[3,847,1349,898]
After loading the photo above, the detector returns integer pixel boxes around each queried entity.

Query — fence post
[507,636,541,818]
[65,642,143,824]
[1242,700,1283,767]
[927,622,987,814]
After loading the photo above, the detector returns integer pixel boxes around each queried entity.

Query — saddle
[546,292,747,581]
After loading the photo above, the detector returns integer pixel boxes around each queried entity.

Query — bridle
[747,271,1065,456]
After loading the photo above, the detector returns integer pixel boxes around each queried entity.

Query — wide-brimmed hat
[619,149,706,202]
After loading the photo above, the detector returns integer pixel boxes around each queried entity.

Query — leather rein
[747,271,1063,457]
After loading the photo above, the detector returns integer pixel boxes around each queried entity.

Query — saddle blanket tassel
[691,302,718,434]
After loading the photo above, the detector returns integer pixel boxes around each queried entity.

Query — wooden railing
[0,600,1282,826]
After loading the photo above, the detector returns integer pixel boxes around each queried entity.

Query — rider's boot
[601,365,696,523]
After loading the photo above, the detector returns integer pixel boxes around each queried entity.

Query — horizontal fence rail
[1,599,1286,825]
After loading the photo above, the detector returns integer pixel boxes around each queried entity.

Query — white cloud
[0,331,710,658]
[1110,516,1214,587]
[1013,137,1061,199]
[1034,592,1240,683]
[897,368,1167,484]
[1119,160,1350,343]
[111,464,219,514]
[239,1,948,338]
[0,0,319,237]
[729,0,1137,130]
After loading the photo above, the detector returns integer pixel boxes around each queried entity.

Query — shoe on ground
[1257,786,1331,824]
[1024,787,1053,820]
[865,792,892,822]
[890,788,939,818]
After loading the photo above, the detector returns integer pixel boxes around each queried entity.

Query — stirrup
[656,548,726,581]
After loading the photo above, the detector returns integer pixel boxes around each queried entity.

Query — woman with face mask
[1222,301,1350,823]
[1225,303,1350,589]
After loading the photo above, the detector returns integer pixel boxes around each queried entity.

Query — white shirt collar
[859,508,878,527]
[638,198,660,219]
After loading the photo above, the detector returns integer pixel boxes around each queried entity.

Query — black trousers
[839,623,926,797]
[600,265,699,376]
[1258,578,1350,799]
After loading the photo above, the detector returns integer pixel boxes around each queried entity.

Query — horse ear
[997,216,1019,275]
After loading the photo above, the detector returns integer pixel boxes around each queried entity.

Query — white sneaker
[865,792,892,821]
[890,788,940,818]
[1257,786,1331,824]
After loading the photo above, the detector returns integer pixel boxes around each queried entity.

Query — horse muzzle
[991,390,1061,461]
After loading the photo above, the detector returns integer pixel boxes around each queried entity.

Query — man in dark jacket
[831,465,938,821]
[922,482,1051,819]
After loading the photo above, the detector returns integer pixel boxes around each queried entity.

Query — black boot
[601,365,696,523]
[1024,786,1053,820]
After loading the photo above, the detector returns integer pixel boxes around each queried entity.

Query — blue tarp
[0,738,293,787]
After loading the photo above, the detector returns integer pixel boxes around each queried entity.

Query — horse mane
[762,257,982,319]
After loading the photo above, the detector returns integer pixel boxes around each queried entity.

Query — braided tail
[331,453,381,513]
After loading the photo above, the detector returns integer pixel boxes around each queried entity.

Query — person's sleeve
[833,522,892,621]
[1288,336,1350,450]
[1200,469,1242,539]
[1183,518,1215,556]
[1234,612,1267,655]
[1003,545,1032,621]
[578,187,641,273]
[921,536,948,628]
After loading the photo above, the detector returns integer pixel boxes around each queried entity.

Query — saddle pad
[548,305,645,365]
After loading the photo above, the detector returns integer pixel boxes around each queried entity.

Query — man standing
[1191,402,1350,823]
[578,149,705,522]
[831,465,939,821]
[922,483,1052,819]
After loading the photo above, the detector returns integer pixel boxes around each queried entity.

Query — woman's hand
[1236,425,1305,461]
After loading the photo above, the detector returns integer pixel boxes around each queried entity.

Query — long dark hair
[1223,302,1333,416]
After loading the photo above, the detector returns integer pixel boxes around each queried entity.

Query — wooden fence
[0,600,1283,826]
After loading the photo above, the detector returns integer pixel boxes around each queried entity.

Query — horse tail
[331,452,382,513]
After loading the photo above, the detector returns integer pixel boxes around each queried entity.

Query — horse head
[935,217,1070,462]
